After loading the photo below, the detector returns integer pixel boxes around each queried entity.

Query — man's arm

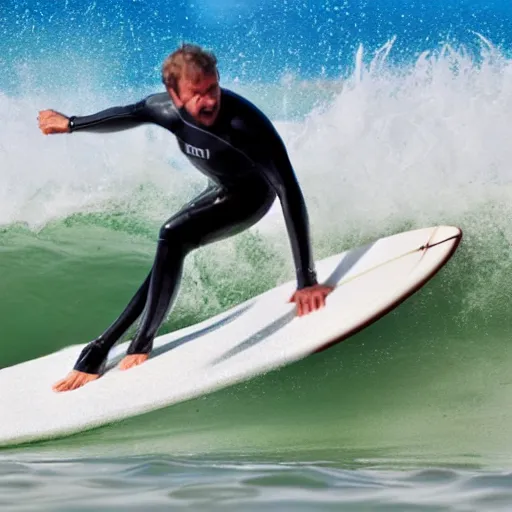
[255,133,317,289]
[38,100,148,135]
[254,134,333,315]
[68,101,150,133]
[38,93,178,135]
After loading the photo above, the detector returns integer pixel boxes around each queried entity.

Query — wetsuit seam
[72,112,140,131]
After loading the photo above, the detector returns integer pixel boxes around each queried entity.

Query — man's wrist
[297,267,317,289]
[68,116,76,132]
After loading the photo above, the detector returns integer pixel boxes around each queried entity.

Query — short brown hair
[161,43,218,92]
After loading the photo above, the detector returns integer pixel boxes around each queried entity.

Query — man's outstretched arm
[38,100,150,135]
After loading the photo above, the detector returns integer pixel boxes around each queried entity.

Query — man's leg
[53,181,274,391]
[69,185,225,375]
[69,273,151,374]
[123,181,276,359]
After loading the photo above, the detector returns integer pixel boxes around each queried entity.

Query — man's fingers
[302,298,310,316]
[38,111,68,135]
[291,285,334,317]
[315,293,325,310]
[296,298,303,316]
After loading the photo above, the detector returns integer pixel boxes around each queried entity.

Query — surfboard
[0,225,462,447]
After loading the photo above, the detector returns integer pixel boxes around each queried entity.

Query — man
[38,44,332,393]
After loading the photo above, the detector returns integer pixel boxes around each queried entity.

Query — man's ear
[167,86,183,108]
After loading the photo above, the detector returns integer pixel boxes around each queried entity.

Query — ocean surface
[2,0,512,510]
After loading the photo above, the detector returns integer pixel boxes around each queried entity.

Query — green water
[2,210,512,469]
[2,203,512,510]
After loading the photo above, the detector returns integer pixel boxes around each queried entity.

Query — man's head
[162,43,221,126]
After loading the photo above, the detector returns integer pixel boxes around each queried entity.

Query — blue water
[2,0,511,92]
[2,0,512,510]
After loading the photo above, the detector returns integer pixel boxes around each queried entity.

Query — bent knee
[158,220,196,252]
[158,221,172,241]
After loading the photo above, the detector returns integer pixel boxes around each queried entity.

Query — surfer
[38,44,333,392]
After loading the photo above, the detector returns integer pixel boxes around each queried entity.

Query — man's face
[169,70,221,126]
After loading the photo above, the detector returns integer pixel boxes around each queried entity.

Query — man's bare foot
[118,353,149,370]
[52,370,99,393]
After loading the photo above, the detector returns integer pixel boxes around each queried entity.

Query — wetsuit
[70,88,317,374]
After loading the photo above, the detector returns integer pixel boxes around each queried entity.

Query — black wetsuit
[70,88,317,374]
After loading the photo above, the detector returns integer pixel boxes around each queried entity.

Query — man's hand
[52,370,99,392]
[38,110,70,135]
[289,284,334,317]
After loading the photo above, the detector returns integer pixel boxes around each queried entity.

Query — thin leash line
[332,233,460,290]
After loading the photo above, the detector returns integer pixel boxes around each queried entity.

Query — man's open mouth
[200,106,217,118]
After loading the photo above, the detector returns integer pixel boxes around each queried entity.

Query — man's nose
[203,99,215,109]
[204,93,217,106]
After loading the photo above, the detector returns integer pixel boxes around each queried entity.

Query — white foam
[1,37,512,236]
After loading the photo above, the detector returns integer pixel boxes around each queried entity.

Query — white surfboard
[0,225,461,447]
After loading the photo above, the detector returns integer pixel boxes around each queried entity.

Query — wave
[2,38,512,464]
